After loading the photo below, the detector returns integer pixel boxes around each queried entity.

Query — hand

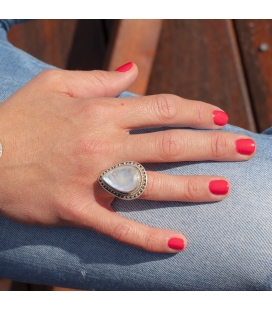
[0,63,256,252]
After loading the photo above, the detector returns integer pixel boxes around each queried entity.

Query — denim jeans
[0,19,272,291]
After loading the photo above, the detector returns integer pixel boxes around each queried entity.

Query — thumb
[57,62,138,98]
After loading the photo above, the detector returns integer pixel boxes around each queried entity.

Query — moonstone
[102,166,140,193]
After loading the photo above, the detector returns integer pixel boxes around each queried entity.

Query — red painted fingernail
[209,180,229,195]
[115,62,133,72]
[213,110,228,126]
[236,139,256,155]
[168,238,185,250]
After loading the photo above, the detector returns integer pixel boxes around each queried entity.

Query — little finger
[77,203,187,253]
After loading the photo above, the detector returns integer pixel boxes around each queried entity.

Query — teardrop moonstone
[102,166,140,193]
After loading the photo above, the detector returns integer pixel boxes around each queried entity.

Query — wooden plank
[8,20,78,69]
[147,20,256,132]
[107,19,162,95]
[52,286,81,291]
[8,20,117,71]
[234,20,272,132]
[67,20,116,70]
[0,278,12,291]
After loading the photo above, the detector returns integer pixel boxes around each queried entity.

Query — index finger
[113,94,228,130]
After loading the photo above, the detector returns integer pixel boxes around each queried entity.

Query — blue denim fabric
[1,20,272,290]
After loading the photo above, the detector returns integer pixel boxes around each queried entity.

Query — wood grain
[8,20,78,69]
[107,20,162,95]
[147,20,256,132]
[235,20,272,132]
[8,20,116,71]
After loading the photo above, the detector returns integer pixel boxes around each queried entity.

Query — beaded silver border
[98,161,147,200]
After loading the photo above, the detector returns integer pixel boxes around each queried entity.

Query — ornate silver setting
[98,161,147,200]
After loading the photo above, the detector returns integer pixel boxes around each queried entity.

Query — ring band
[98,161,147,200]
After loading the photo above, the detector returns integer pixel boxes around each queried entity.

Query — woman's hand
[0,63,256,252]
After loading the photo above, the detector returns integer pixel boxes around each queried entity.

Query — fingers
[141,172,230,201]
[39,63,138,98]
[113,94,229,130]
[126,130,256,163]
[79,172,230,253]
[78,203,187,253]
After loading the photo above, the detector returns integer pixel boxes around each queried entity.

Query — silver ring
[98,161,147,200]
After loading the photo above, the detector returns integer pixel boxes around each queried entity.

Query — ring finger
[125,129,256,163]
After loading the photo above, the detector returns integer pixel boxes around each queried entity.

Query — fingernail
[236,139,256,155]
[213,110,228,126]
[115,62,133,72]
[209,180,229,195]
[168,238,185,251]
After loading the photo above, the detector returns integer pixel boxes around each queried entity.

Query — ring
[98,161,147,200]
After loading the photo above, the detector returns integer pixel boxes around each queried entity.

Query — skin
[0,64,256,253]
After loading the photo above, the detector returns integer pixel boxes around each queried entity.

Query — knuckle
[38,69,63,87]
[183,179,200,201]
[153,94,177,123]
[111,222,132,242]
[143,232,159,252]
[158,131,181,161]
[211,133,228,158]
[37,69,68,93]
[191,101,206,126]
[90,71,110,94]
